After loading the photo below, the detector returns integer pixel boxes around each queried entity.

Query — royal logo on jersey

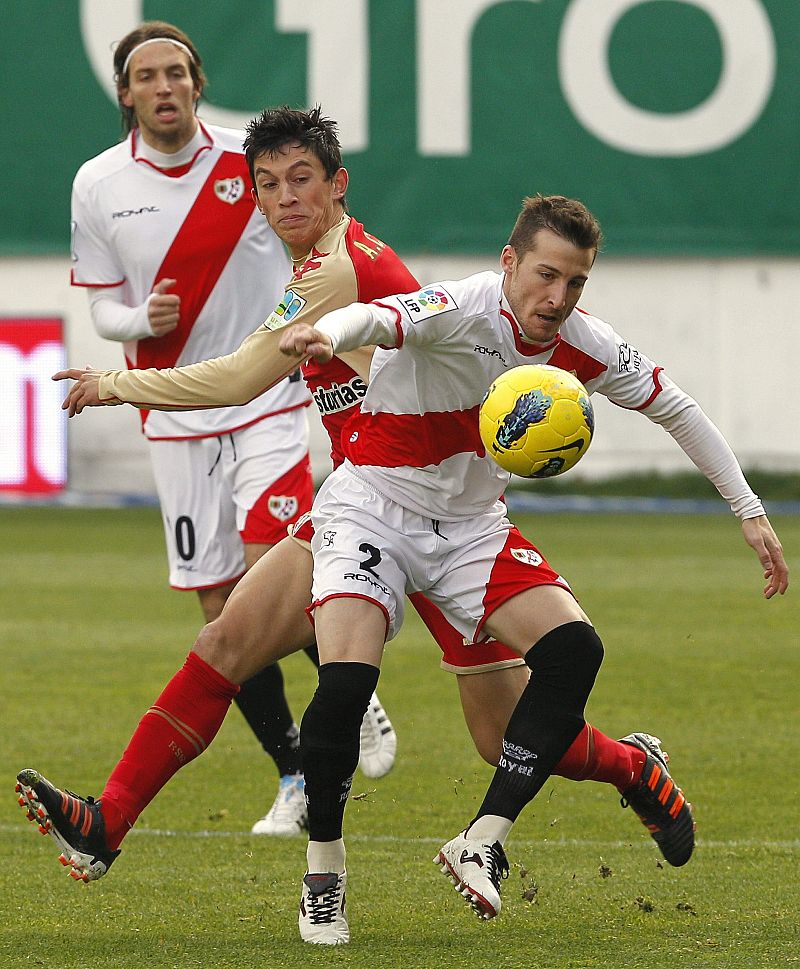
[312,375,368,415]
[214,176,246,205]
[510,547,543,567]
[399,286,458,322]
[265,289,308,330]
[268,495,299,522]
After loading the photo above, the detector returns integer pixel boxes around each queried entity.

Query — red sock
[553,724,646,791]
[100,652,239,849]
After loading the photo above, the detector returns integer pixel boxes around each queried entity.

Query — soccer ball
[479,364,594,478]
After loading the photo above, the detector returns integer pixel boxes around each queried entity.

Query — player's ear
[332,167,348,200]
[500,245,518,276]
[251,188,264,214]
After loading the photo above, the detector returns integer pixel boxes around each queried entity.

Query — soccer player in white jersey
[69,21,395,834]
[280,194,789,942]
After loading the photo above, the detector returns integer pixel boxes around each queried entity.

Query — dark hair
[508,195,603,256]
[244,105,346,208]
[113,21,205,135]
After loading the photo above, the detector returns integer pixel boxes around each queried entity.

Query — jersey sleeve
[70,170,125,288]
[639,375,765,519]
[97,324,304,409]
[87,287,153,342]
[317,302,402,352]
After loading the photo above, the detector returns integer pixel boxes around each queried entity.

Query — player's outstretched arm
[53,368,119,417]
[741,515,789,599]
[53,325,305,416]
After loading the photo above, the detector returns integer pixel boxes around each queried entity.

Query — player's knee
[301,662,380,774]
[193,619,241,681]
[525,620,604,698]
[305,662,379,731]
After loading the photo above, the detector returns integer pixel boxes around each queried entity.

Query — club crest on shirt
[268,495,299,522]
[265,289,308,330]
[510,547,543,567]
[214,176,246,205]
[399,286,458,323]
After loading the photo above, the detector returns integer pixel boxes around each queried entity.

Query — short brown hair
[113,22,206,135]
[508,195,603,256]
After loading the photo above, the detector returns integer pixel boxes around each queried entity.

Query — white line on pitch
[3,823,797,851]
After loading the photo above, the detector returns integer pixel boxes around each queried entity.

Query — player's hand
[52,367,116,417]
[278,323,333,362]
[148,278,180,336]
[741,515,789,599]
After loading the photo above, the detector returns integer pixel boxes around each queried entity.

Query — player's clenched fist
[147,278,181,337]
[52,367,118,417]
[278,323,334,362]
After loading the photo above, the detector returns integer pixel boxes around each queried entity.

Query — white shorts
[292,511,525,674]
[309,466,570,643]
[149,409,312,590]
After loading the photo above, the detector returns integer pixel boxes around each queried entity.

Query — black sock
[234,663,302,776]
[301,661,380,842]
[304,642,320,667]
[473,621,604,823]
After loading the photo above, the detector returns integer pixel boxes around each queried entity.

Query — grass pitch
[1,506,797,968]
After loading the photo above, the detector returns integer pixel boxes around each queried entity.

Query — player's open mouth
[155,104,178,119]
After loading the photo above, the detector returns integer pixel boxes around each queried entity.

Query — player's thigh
[149,436,244,588]
[310,470,410,642]
[312,597,387,668]
[226,412,313,544]
[485,584,590,654]
[195,536,316,683]
[197,579,238,623]
[457,664,530,765]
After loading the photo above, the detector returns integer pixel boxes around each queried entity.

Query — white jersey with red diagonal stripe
[333,271,666,521]
[71,122,308,439]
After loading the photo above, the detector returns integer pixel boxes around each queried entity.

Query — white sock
[465,815,513,845]
[307,839,346,874]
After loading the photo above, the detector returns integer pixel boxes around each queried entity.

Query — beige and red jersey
[97,215,418,465]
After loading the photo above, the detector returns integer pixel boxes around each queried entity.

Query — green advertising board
[2,1,799,256]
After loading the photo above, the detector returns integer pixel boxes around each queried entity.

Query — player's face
[251,145,348,258]
[501,230,595,345]
[120,42,200,153]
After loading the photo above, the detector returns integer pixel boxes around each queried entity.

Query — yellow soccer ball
[479,364,594,478]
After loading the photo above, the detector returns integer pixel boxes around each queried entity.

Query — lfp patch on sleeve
[398,286,458,323]
[265,289,308,330]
